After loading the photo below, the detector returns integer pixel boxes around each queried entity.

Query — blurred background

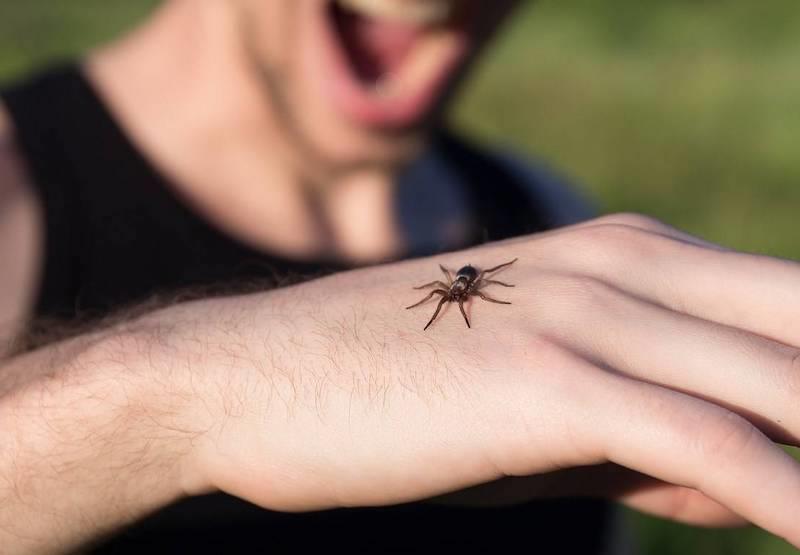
[2,1,799,553]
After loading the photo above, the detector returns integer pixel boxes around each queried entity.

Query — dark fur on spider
[406,258,518,330]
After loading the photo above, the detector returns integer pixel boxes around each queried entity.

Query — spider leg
[476,291,512,305]
[478,258,518,280]
[423,296,449,331]
[413,280,450,290]
[458,298,471,328]
[406,289,447,309]
[439,264,453,285]
[479,279,515,288]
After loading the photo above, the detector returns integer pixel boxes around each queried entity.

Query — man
[2,0,800,553]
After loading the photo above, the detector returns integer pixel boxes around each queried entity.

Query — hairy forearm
[0,273,380,553]
[3,217,800,550]
[0,249,512,551]
[0,330,196,554]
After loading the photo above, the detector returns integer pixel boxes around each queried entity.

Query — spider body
[453,265,478,292]
[406,258,518,330]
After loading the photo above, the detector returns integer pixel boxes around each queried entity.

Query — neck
[84,0,405,264]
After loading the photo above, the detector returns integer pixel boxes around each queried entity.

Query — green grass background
[2,1,799,553]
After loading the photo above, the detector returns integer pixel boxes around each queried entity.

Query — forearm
[0,330,196,554]
[0,268,380,553]
[0,274,375,553]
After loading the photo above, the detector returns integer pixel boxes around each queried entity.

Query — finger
[429,464,748,527]
[544,219,800,347]
[584,369,800,548]
[548,281,800,445]
[549,463,748,527]
[619,481,748,528]
[525,463,749,528]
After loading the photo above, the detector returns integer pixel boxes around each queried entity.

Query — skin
[80,0,518,263]
[1,0,800,552]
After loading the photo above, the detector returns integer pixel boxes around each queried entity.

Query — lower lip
[313,2,470,129]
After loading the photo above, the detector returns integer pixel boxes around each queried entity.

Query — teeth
[336,0,457,26]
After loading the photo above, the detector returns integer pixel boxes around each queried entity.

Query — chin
[241,0,515,172]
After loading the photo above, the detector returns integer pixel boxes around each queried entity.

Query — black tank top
[1,63,614,554]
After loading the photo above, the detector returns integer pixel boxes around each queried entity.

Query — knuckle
[694,409,759,462]
[782,348,800,396]
[591,212,669,233]
[542,275,621,315]
[526,332,569,362]
[571,220,692,275]
[663,486,695,523]
[575,223,654,262]
[561,274,614,299]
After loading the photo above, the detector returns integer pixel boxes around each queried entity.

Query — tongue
[333,4,422,84]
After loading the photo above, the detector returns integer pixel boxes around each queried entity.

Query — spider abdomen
[456,265,478,281]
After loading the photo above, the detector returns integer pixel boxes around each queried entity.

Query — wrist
[87,328,218,498]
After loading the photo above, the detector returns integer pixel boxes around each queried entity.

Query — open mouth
[317,0,474,129]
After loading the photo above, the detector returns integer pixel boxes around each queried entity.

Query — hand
[159,213,800,547]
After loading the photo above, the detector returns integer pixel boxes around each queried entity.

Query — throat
[317,170,406,263]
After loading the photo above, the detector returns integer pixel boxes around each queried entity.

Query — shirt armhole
[489,147,599,226]
[0,105,48,348]
[0,86,80,322]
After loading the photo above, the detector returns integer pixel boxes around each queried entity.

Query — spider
[406,258,518,330]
